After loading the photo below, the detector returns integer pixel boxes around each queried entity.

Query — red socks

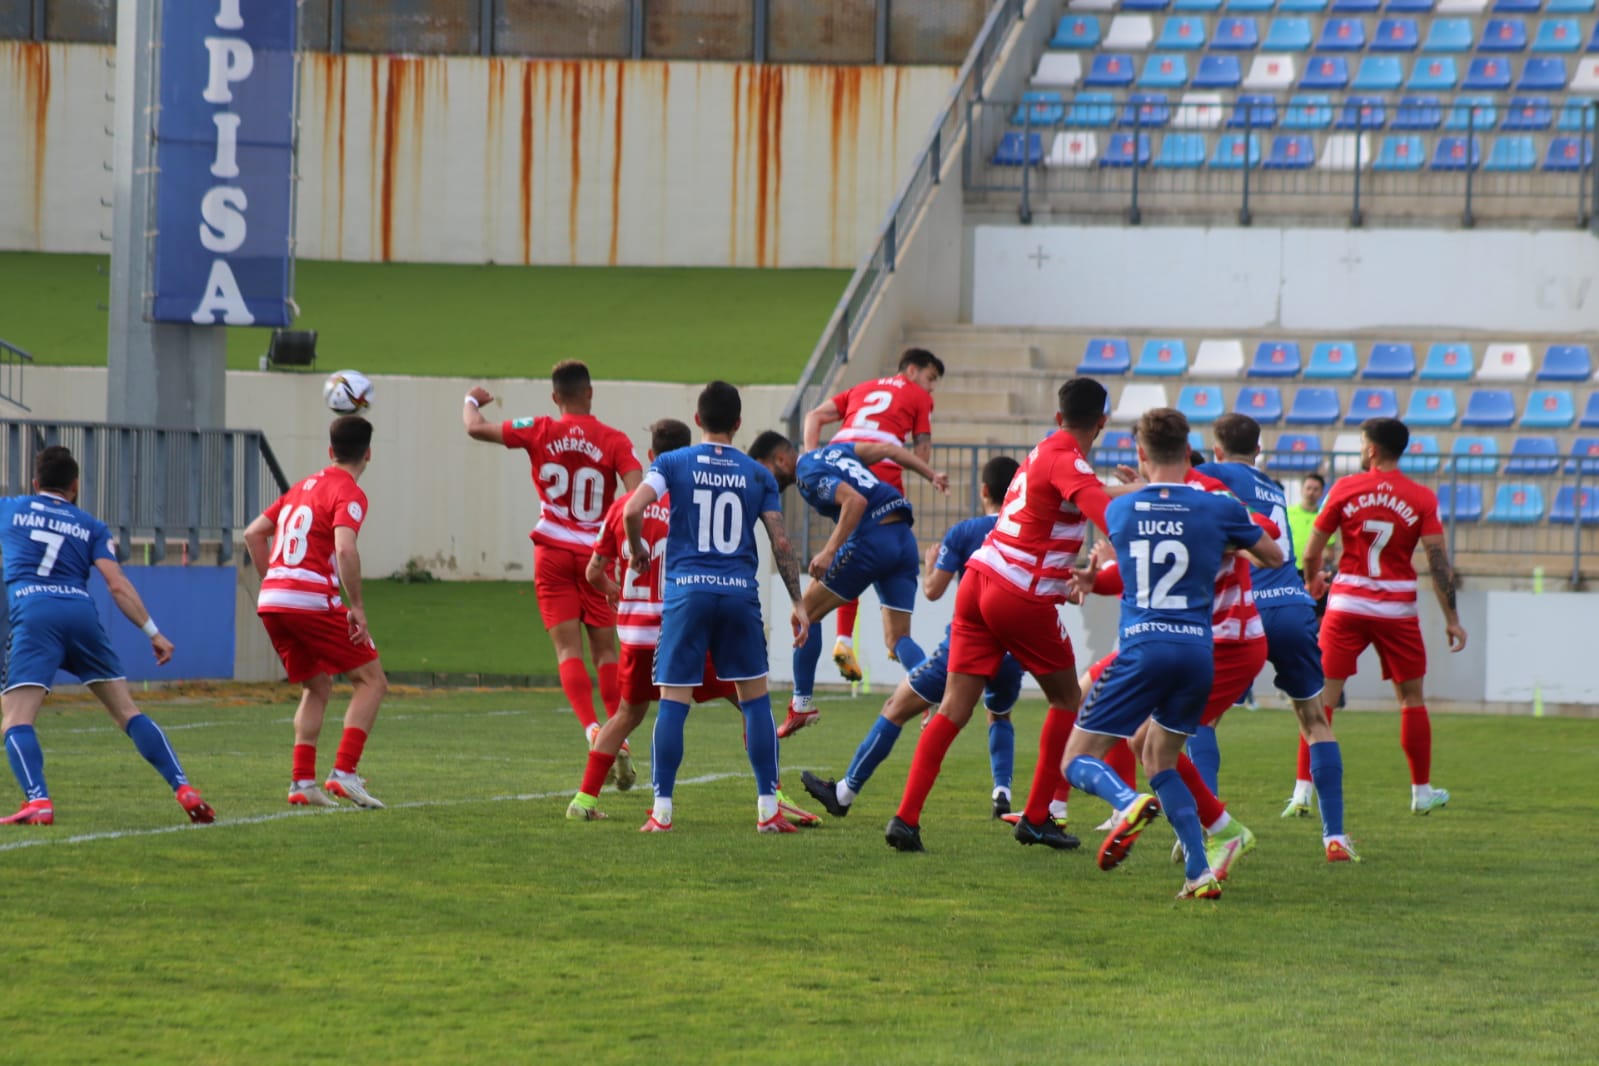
[836,600,859,642]
[1024,708,1077,824]
[1401,704,1432,784]
[896,714,962,825]
[1176,753,1227,827]
[597,663,620,717]
[1106,739,1138,789]
[292,744,317,783]
[580,751,616,798]
[333,728,367,774]
[559,658,599,730]
[1296,705,1336,781]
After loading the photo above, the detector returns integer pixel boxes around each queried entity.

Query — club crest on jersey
[512,417,535,428]
[1075,458,1095,476]
[347,502,363,522]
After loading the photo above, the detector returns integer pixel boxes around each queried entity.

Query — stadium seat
[1177,383,1226,422]
[1445,96,1497,129]
[1463,57,1513,90]
[1388,0,1436,10]
[1047,131,1101,166]
[1479,343,1533,381]
[1549,486,1599,524]
[1539,344,1593,381]
[1193,54,1244,87]
[1249,340,1302,376]
[1450,435,1500,473]
[1330,432,1365,474]
[1264,17,1314,50]
[1122,93,1174,127]
[1269,433,1324,471]
[1211,131,1263,167]
[1158,16,1208,49]
[1141,54,1192,88]
[1318,133,1371,168]
[1155,131,1207,166]
[1283,93,1334,128]
[1244,55,1299,90]
[1533,18,1582,52]
[1136,337,1190,374]
[1094,429,1138,465]
[1519,58,1569,89]
[1112,383,1171,422]
[1522,389,1576,427]
[1068,92,1118,127]
[1345,387,1400,422]
[1408,56,1460,89]
[1584,391,1599,426]
[1374,134,1426,169]
[1502,96,1554,129]
[1213,16,1261,48]
[1122,0,1171,10]
[1080,336,1132,374]
[1437,483,1484,521]
[1228,94,1279,128]
[1494,0,1540,11]
[1564,437,1599,473]
[1364,342,1417,379]
[1421,342,1475,379]
[1571,57,1599,92]
[1105,14,1157,50]
[1013,91,1067,126]
[1034,53,1086,88]
[1393,94,1444,129]
[1333,0,1380,10]
[1461,388,1518,426]
[1400,435,1442,473]
[1549,0,1595,12]
[1439,0,1490,14]
[1174,92,1226,128]
[1338,96,1389,129]
[1306,341,1359,377]
[1100,132,1153,166]
[1302,55,1351,88]
[1265,133,1317,167]
[1422,18,1474,51]
[1318,18,1367,50]
[1087,53,1138,87]
[1485,135,1538,170]
[1543,136,1594,169]
[1405,387,1459,425]
[1353,56,1405,90]
[1507,435,1561,473]
[993,133,1045,166]
[1370,18,1421,52]
[1279,0,1328,10]
[1286,386,1342,424]
[1224,0,1274,10]
[1174,0,1223,9]
[1489,483,1546,522]
[1480,18,1530,51]
[1235,385,1285,422]
[1431,135,1483,169]
[1052,15,1104,49]
[1192,339,1246,375]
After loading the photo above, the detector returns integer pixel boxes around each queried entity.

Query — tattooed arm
[1421,533,1467,653]
[761,510,809,647]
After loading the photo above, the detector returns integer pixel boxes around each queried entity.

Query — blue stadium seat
[1539,344,1593,380]
[1264,17,1314,51]
[1431,135,1483,169]
[1450,435,1500,474]
[1087,53,1138,87]
[1422,18,1474,52]
[1178,383,1226,422]
[1338,96,1389,129]
[1158,16,1208,49]
[1345,387,1400,422]
[1080,337,1132,375]
[1533,18,1582,52]
[1051,15,1103,49]
[1490,483,1546,522]
[1122,93,1174,128]
[1523,388,1576,427]
[1549,486,1599,524]
[1124,0,1172,9]
[1156,131,1209,167]
[1301,56,1350,89]
[1421,342,1475,380]
[1286,386,1342,424]
[1507,435,1560,473]
[1408,56,1459,90]
[1278,0,1328,10]
[1248,340,1302,376]
[1494,0,1541,11]
[1136,337,1190,375]
[1193,54,1243,88]
[1140,54,1192,88]
[1306,341,1359,378]
[1437,483,1484,522]
[1100,132,1153,166]
[1400,435,1442,473]
[1094,430,1137,465]
[1211,132,1262,167]
[1464,57,1513,90]
[1374,134,1426,169]
[1445,96,1498,130]
[993,133,1045,166]
[1462,389,1518,426]
[1486,135,1539,170]
[1557,98,1595,131]
[1013,91,1067,126]
[1583,391,1599,426]
[1565,437,1599,473]
[1549,0,1595,12]
[1394,94,1444,129]
[1269,433,1324,471]
[1068,92,1118,128]
[1519,58,1568,89]
[1480,18,1530,51]
[1225,0,1273,9]
[1333,0,1381,10]
[1405,387,1459,425]
[1228,95,1279,128]
[1318,18,1367,50]
[1265,133,1317,166]
[1364,342,1417,378]
[1388,0,1435,10]
[1543,136,1594,169]
[1213,16,1261,49]
[1372,17,1422,51]
[1588,21,1599,50]
[1353,56,1405,90]
[1236,385,1285,423]
[1283,93,1334,128]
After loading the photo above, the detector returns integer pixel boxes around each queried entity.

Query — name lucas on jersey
[1341,492,1419,526]
[1136,519,1185,536]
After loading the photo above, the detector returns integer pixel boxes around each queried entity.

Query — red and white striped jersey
[1316,468,1443,620]
[829,376,935,485]
[1186,469,1270,644]
[592,489,669,648]
[968,432,1111,603]
[502,414,641,553]
[258,466,367,614]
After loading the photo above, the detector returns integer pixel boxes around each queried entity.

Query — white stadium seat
[1033,52,1085,89]
[1319,133,1371,170]
[1173,92,1225,130]
[1047,131,1100,167]
[1191,339,1247,377]
[1103,15,1155,51]
[1331,433,1364,475]
[1478,343,1533,382]
[1243,55,1298,92]
[1111,383,1171,423]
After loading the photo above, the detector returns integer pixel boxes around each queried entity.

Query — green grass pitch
[5,690,1595,1063]
[0,253,845,383]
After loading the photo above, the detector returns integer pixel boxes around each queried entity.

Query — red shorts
[618,645,738,707]
[948,568,1076,679]
[260,609,380,685]
[1200,639,1269,727]
[1320,609,1427,684]
[533,544,615,629]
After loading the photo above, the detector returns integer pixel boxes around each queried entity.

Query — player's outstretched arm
[759,510,809,646]
[93,558,174,665]
[1242,530,1285,571]
[1422,533,1468,652]
[334,527,371,645]
[242,512,275,580]
[1301,527,1331,598]
[849,442,950,495]
[802,400,842,453]
[462,387,504,444]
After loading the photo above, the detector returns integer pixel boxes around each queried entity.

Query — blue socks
[740,695,780,796]
[988,718,1015,792]
[125,714,189,791]
[4,725,48,802]
[792,622,824,699]
[893,635,926,672]
[1151,768,1208,882]
[1309,740,1345,838]
[1186,725,1221,796]
[651,699,689,799]
[1066,754,1139,812]
[844,716,903,793]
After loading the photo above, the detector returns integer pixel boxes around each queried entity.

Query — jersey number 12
[1128,538,1190,609]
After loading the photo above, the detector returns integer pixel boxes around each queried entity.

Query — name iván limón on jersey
[9,511,95,543]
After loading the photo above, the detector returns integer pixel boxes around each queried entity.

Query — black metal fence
[0,340,31,413]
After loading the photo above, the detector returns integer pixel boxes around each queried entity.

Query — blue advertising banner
[152,0,297,327]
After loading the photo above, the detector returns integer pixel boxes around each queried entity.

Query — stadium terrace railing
[795,444,1599,589]
[968,94,1599,230]
[0,339,32,413]
[783,0,1028,445]
[0,420,291,566]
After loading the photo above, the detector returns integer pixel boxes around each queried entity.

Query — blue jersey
[795,444,914,533]
[644,442,781,594]
[934,514,998,578]
[1,494,118,614]
[1195,460,1312,609]
[1106,482,1264,650]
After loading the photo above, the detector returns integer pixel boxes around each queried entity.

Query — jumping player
[463,362,642,748]
[244,416,389,809]
[802,348,943,682]
[0,446,215,826]
[1300,417,1466,816]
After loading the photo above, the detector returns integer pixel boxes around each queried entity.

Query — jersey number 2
[848,390,894,430]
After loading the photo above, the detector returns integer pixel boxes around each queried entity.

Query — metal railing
[0,340,32,412]
[1,420,291,565]
[782,0,1029,442]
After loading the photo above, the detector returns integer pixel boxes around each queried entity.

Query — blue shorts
[654,588,768,688]
[1259,602,1325,702]
[3,597,125,693]
[820,521,919,613]
[1078,641,1214,739]
[907,627,1023,715]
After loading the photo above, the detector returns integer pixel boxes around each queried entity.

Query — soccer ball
[323,370,374,414]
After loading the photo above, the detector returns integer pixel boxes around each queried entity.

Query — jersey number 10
[692,490,744,552]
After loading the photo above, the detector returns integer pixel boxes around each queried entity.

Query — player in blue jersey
[1062,409,1283,899]
[0,446,215,826]
[622,381,808,833]
[798,456,1033,824]
[1198,413,1354,857]
[745,436,949,738]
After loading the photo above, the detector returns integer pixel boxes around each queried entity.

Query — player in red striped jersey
[1300,417,1467,815]
[463,362,643,750]
[244,416,390,809]
[802,348,942,682]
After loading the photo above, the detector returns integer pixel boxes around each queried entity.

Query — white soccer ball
[323,370,374,414]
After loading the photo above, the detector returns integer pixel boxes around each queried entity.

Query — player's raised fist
[930,471,951,495]
[467,386,495,407]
